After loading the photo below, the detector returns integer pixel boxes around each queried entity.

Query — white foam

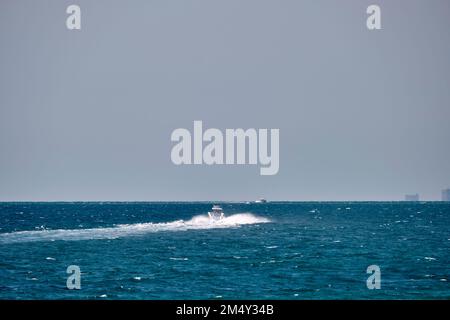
[0,213,270,244]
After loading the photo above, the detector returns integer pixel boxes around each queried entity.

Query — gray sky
[1,0,449,201]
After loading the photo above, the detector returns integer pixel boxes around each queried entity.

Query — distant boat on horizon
[255,198,267,203]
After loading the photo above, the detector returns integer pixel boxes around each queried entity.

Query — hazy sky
[1,0,449,201]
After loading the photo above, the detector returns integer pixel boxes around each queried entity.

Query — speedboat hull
[208,212,224,221]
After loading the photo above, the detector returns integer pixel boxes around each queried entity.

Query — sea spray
[0,213,270,244]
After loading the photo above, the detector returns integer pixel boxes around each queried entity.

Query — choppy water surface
[0,202,448,299]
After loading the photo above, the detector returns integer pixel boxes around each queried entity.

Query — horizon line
[0,200,448,203]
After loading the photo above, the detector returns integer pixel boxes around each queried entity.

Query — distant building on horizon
[405,194,419,201]
[442,189,450,201]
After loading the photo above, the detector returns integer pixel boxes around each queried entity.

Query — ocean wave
[0,213,270,244]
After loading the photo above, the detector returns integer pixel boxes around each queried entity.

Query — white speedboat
[208,205,224,221]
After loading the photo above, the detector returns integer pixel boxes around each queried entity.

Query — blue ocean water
[0,202,448,299]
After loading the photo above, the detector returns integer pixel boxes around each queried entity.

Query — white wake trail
[0,213,270,244]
